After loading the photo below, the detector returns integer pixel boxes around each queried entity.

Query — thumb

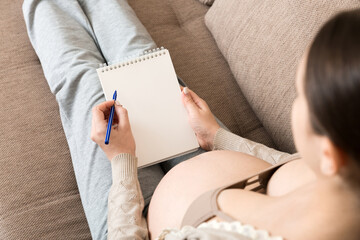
[114,101,130,127]
[181,87,199,114]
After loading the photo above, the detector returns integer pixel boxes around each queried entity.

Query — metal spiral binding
[99,46,166,73]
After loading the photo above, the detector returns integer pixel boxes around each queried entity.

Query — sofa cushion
[0,1,91,239]
[205,0,360,153]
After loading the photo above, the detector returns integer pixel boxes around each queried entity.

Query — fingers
[114,101,130,128]
[92,100,131,129]
[92,100,115,125]
[96,100,116,113]
[186,88,208,110]
[181,87,199,114]
[181,87,208,113]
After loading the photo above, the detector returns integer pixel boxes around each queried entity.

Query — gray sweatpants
[22,0,229,239]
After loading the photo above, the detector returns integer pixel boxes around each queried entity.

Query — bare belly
[147,150,315,239]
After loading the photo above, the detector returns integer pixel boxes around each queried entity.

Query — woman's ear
[319,137,347,176]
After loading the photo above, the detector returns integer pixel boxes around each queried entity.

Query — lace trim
[198,220,283,240]
[156,220,283,240]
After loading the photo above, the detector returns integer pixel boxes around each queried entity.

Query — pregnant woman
[23,0,360,239]
[90,9,360,240]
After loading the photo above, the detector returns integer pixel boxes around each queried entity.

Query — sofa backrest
[205,0,360,153]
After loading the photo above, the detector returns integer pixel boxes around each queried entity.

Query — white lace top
[157,220,283,240]
[199,220,283,240]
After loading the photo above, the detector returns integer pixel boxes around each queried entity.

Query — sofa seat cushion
[0,0,92,239]
[205,0,360,152]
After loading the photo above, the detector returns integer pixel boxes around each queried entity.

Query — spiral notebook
[96,47,199,168]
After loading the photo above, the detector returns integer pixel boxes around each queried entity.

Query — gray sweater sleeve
[212,127,292,165]
[107,153,149,240]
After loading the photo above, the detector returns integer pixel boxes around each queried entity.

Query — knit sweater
[107,127,292,239]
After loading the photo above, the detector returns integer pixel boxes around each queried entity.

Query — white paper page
[97,49,199,168]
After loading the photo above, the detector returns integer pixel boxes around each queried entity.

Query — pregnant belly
[147,150,273,239]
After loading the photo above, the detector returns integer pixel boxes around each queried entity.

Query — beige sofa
[1,0,358,238]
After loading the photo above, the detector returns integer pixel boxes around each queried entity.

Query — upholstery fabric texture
[205,0,360,153]
[0,0,273,238]
[0,1,91,239]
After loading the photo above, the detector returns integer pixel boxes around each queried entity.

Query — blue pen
[105,90,117,145]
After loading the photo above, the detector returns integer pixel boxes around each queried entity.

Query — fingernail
[115,100,122,106]
[183,87,189,95]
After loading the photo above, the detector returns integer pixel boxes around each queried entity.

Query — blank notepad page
[97,49,199,168]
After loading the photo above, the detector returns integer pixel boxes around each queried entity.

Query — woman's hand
[180,86,220,151]
[91,100,136,160]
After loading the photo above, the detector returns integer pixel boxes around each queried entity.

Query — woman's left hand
[91,100,136,160]
[179,86,220,151]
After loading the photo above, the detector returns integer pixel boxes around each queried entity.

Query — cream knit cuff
[111,153,138,181]
[211,127,293,165]
[212,127,243,151]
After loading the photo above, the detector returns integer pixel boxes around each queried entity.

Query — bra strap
[215,210,237,222]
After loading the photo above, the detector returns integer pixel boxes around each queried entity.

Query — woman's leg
[22,1,164,239]
[78,0,156,63]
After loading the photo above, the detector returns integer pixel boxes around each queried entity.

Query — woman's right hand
[90,100,136,160]
[180,86,220,151]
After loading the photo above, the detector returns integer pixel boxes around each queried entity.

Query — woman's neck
[277,175,360,240]
[307,174,359,209]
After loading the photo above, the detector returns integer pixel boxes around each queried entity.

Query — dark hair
[305,9,360,164]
